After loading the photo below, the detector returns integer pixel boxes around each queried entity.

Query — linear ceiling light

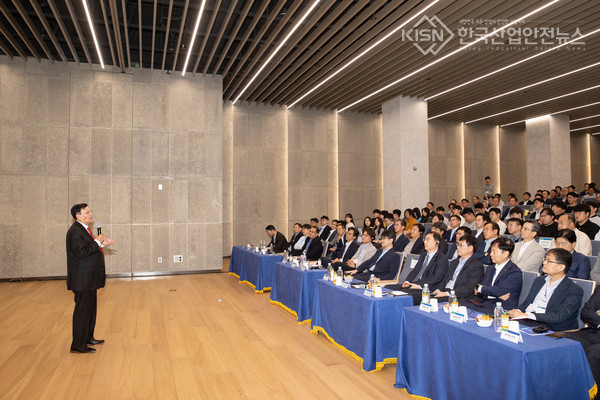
[429,61,600,120]
[82,0,104,68]
[233,0,322,105]
[500,101,600,127]
[337,0,561,113]
[465,84,600,124]
[182,0,207,77]
[592,132,600,135]
[571,123,600,132]
[426,28,600,101]
[571,113,600,123]
[287,0,441,109]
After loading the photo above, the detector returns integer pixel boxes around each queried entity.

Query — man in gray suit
[511,220,545,273]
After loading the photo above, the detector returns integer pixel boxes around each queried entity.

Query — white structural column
[381,96,429,210]
[525,114,571,191]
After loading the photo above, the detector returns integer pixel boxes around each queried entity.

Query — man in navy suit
[301,226,323,261]
[328,227,360,271]
[442,215,461,243]
[265,225,288,253]
[393,220,410,252]
[349,231,400,281]
[554,229,591,279]
[474,222,500,265]
[388,232,449,304]
[318,215,332,241]
[508,248,583,332]
[468,237,522,313]
[329,222,346,258]
[67,203,115,353]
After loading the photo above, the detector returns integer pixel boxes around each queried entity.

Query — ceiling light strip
[233,0,322,105]
[570,123,600,132]
[337,0,561,113]
[570,113,600,123]
[181,0,207,76]
[429,61,600,120]
[286,0,441,109]
[465,84,600,124]
[500,102,600,127]
[82,0,104,68]
[426,28,600,101]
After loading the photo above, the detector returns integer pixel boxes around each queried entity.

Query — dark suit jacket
[319,225,332,241]
[393,234,410,252]
[302,238,323,261]
[288,232,302,251]
[66,222,105,292]
[567,251,591,279]
[356,249,400,280]
[476,260,522,311]
[474,238,496,265]
[405,250,449,289]
[270,231,288,253]
[411,237,424,255]
[331,236,347,259]
[518,276,583,331]
[435,256,484,301]
[442,228,458,243]
[337,240,360,263]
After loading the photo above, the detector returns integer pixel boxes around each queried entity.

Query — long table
[395,306,597,400]
[310,279,413,372]
[269,262,325,323]
[228,246,283,293]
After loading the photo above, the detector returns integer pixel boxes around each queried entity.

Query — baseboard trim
[0,269,224,283]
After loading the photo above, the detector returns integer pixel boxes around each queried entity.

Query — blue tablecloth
[395,306,597,400]
[269,262,326,323]
[311,279,413,371]
[228,246,246,277]
[235,248,282,293]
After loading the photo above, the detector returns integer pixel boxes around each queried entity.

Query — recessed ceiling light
[570,123,600,132]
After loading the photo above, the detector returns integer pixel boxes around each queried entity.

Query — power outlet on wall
[174,255,183,263]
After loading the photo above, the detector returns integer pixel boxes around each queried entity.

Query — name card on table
[342,282,350,289]
[419,302,432,313]
[501,329,523,344]
[364,289,373,297]
[450,312,467,323]
[323,275,329,281]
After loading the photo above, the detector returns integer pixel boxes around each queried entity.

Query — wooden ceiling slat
[160,0,173,71]
[202,0,238,75]
[254,0,359,103]
[222,0,287,93]
[220,0,271,80]
[0,19,27,60]
[224,0,304,98]
[100,0,117,67]
[170,0,189,72]
[120,0,131,68]
[192,0,222,75]
[47,0,80,65]
[109,0,125,71]
[150,0,157,69]
[249,1,337,103]
[211,0,255,76]
[0,0,40,62]
[28,0,67,63]
[0,36,13,59]
[65,0,92,65]
[10,0,54,62]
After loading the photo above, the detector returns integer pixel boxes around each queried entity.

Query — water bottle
[337,267,343,284]
[494,302,503,332]
[369,274,376,290]
[422,284,430,304]
[283,250,288,263]
[450,290,458,313]
[327,262,332,276]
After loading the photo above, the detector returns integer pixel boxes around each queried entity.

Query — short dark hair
[364,227,376,240]
[460,234,478,249]
[373,209,381,214]
[70,203,88,219]
[310,218,318,223]
[393,209,401,216]
[547,248,572,273]
[473,196,480,200]
[509,206,523,216]
[540,208,554,217]
[427,202,434,207]
[474,203,484,210]
[309,226,318,233]
[476,212,490,222]
[523,220,541,236]
[553,201,567,210]
[491,236,515,255]
[346,227,358,238]
[395,219,407,227]
[523,192,531,197]
[436,206,445,212]
[302,224,311,230]
[588,201,598,210]
[433,221,447,231]
[489,207,501,215]
[555,228,577,243]
[485,176,491,180]
[450,214,461,222]
[573,204,591,214]
[560,214,576,224]
[534,198,544,204]
[265,225,276,231]
[486,221,500,235]
[293,223,302,228]
[321,215,329,220]
[462,208,474,216]
[381,230,394,241]
[507,218,522,227]
[414,223,425,235]
[384,213,394,221]
[457,226,472,236]
[404,209,415,218]
[427,231,441,246]
[337,221,347,228]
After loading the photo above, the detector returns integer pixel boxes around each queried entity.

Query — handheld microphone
[96,222,102,236]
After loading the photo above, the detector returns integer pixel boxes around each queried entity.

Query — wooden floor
[0,261,413,399]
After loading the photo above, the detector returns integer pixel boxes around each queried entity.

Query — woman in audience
[373,217,384,240]
[344,213,355,229]
[421,207,431,223]
[362,216,373,233]
[413,207,422,222]
[554,229,591,279]
[404,209,418,231]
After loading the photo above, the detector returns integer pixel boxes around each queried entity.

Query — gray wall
[0,58,222,279]
[428,119,464,207]
[593,135,600,186]
[571,132,590,190]
[464,123,500,199]
[499,125,527,199]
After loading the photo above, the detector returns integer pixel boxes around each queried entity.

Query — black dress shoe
[87,338,105,345]
[70,346,96,353]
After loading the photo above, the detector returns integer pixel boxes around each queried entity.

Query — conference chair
[518,271,540,305]
[398,254,420,284]
[592,241,600,256]
[321,242,329,258]
[570,278,597,329]
[446,242,457,259]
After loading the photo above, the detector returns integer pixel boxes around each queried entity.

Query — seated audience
[588,201,600,227]
[554,229,591,279]
[310,218,319,228]
[539,208,559,238]
[362,216,373,233]
[506,218,522,243]
[344,228,377,272]
[301,226,323,261]
[384,213,396,233]
[448,227,472,260]
[404,209,418,232]
[474,212,489,243]
[288,223,303,252]
[329,222,347,258]
[508,248,582,332]
[462,208,476,230]
[556,214,592,256]
[443,215,461,243]
[349,231,400,281]
[529,198,545,220]
[574,204,600,240]
[501,196,518,220]
[430,222,449,256]
[372,209,381,219]
[393,219,410,252]
[373,217,384,240]
[291,224,311,256]
[511,220,545,273]
[265,225,288,253]
[520,192,533,205]
[552,201,567,220]
[470,237,522,313]
[474,222,500,265]
[566,192,580,213]
[328,227,360,272]
[489,207,507,235]
[344,213,355,229]
[325,220,339,247]
[409,224,426,255]
[318,216,332,240]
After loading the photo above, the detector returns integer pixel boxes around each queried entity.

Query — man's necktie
[87,227,103,254]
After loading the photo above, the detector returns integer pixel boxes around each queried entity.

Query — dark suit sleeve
[273,232,288,253]
[454,260,485,300]
[580,288,600,327]
[319,226,332,241]
[518,277,544,311]
[530,281,583,327]
[435,260,457,292]
[342,242,359,262]
[357,251,379,274]
[411,238,424,255]
[306,240,323,261]
[405,257,424,283]
[68,228,101,259]
[380,252,401,280]
[421,254,449,288]
[481,268,522,298]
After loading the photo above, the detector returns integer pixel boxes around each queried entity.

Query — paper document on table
[390,291,410,296]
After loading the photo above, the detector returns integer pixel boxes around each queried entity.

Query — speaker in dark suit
[265,225,288,253]
[66,203,114,353]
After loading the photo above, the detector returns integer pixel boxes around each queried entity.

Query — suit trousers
[71,290,97,350]
[567,329,600,384]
